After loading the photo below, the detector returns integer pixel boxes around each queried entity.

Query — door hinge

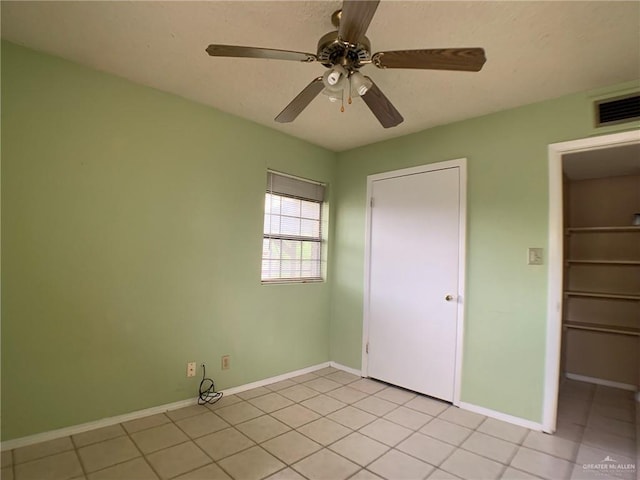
[370,198,374,208]
[366,342,369,354]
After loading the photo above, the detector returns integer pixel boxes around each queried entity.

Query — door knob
[445,295,454,301]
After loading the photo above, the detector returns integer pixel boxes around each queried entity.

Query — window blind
[267,171,325,202]
[262,171,325,282]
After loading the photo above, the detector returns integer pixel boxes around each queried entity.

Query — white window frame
[261,170,326,284]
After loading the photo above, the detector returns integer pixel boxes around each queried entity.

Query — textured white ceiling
[2,1,639,151]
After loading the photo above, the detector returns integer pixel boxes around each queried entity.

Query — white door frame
[544,129,640,432]
[362,158,467,406]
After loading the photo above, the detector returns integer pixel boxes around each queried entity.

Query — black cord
[198,363,223,406]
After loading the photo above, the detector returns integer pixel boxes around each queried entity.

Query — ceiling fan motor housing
[316,31,371,69]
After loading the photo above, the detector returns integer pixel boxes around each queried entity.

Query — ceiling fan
[206,0,486,128]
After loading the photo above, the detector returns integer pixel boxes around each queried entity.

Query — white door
[366,164,463,401]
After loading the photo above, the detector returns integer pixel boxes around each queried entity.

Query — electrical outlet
[187,362,196,377]
[528,247,544,265]
[221,355,230,370]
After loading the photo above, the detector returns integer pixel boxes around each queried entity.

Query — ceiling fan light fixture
[322,88,342,103]
[322,65,347,90]
[350,71,372,96]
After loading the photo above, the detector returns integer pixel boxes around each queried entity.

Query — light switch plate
[528,247,544,265]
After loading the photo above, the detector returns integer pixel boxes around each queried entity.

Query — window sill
[261,278,324,285]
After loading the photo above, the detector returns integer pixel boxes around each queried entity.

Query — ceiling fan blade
[206,44,316,63]
[275,77,324,123]
[373,48,486,72]
[361,77,403,128]
[338,0,380,45]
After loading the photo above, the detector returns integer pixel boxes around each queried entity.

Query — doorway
[362,159,467,404]
[545,130,640,433]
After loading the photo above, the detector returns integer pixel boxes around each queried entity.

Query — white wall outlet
[221,355,230,370]
[187,362,196,377]
[528,247,544,265]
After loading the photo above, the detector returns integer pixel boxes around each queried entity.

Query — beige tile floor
[1,369,637,480]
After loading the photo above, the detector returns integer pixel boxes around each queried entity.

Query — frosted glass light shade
[322,88,342,103]
[350,72,373,96]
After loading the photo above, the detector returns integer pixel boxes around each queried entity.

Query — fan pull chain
[347,77,352,105]
[340,90,345,113]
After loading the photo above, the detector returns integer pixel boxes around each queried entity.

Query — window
[262,171,325,282]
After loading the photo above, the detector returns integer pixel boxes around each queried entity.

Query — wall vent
[595,93,640,127]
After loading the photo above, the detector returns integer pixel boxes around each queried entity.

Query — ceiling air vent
[595,93,640,127]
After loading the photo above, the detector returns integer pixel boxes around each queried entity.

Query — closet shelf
[564,321,640,337]
[566,226,640,233]
[564,290,640,301]
[566,259,640,265]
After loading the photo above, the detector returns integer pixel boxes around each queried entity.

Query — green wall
[1,41,336,440]
[330,81,640,422]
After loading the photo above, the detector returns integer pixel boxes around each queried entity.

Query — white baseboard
[222,362,331,396]
[457,401,544,432]
[1,361,332,451]
[565,373,637,392]
[0,397,199,452]
[353,366,541,433]
[329,361,362,377]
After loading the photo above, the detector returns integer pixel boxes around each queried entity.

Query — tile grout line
[198,384,339,479]
[138,404,261,478]
[68,431,88,479]
[121,421,166,480]
[567,383,593,476]
[163,407,224,480]
[238,368,352,480]
[507,413,537,473]
[263,376,477,479]
[586,385,638,462]
[95,413,218,478]
[247,373,390,478]
[433,414,485,478]
[11,441,78,471]
[299,382,450,478]
[74,420,178,479]
[270,394,361,476]
[571,382,596,471]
